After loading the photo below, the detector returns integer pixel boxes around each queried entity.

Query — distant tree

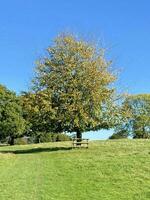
[0,85,26,145]
[31,33,120,139]
[114,94,150,139]
[109,129,128,139]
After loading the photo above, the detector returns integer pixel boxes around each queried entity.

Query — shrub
[14,137,29,145]
[39,133,53,143]
[109,130,128,139]
[34,132,71,143]
[56,133,71,141]
[14,132,72,144]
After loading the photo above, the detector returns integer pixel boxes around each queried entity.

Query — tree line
[0,33,149,145]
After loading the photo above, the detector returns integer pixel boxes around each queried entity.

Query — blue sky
[0,0,149,139]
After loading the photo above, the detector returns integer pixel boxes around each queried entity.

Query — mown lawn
[0,139,150,200]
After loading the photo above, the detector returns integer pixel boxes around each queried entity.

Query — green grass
[0,139,150,200]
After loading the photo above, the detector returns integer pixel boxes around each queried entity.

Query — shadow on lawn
[0,147,72,154]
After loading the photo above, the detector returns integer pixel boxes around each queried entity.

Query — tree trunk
[77,130,82,139]
[37,134,41,143]
[76,130,82,145]
[9,136,15,146]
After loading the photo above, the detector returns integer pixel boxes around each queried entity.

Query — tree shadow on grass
[0,147,72,155]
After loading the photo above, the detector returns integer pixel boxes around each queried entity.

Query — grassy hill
[0,139,150,200]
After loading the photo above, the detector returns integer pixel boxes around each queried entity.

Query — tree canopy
[20,91,54,134]
[32,34,118,138]
[0,85,26,145]
[113,94,150,139]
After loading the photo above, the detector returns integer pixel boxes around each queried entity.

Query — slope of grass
[0,139,150,200]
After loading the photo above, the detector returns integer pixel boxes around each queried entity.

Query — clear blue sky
[0,0,149,139]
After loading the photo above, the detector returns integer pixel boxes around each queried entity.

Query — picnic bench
[72,138,89,148]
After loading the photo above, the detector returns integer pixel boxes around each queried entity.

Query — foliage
[0,85,26,145]
[32,33,118,138]
[14,137,29,145]
[115,94,150,138]
[36,132,53,143]
[109,129,128,139]
[56,133,71,141]
[38,132,71,143]
[20,91,54,134]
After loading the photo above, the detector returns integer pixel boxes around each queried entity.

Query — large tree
[0,85,26,145]
[32,34,118,139]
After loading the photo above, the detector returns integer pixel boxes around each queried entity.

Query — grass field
[0,139,150,200]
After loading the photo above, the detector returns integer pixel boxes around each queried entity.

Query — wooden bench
[72,138,89,148]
